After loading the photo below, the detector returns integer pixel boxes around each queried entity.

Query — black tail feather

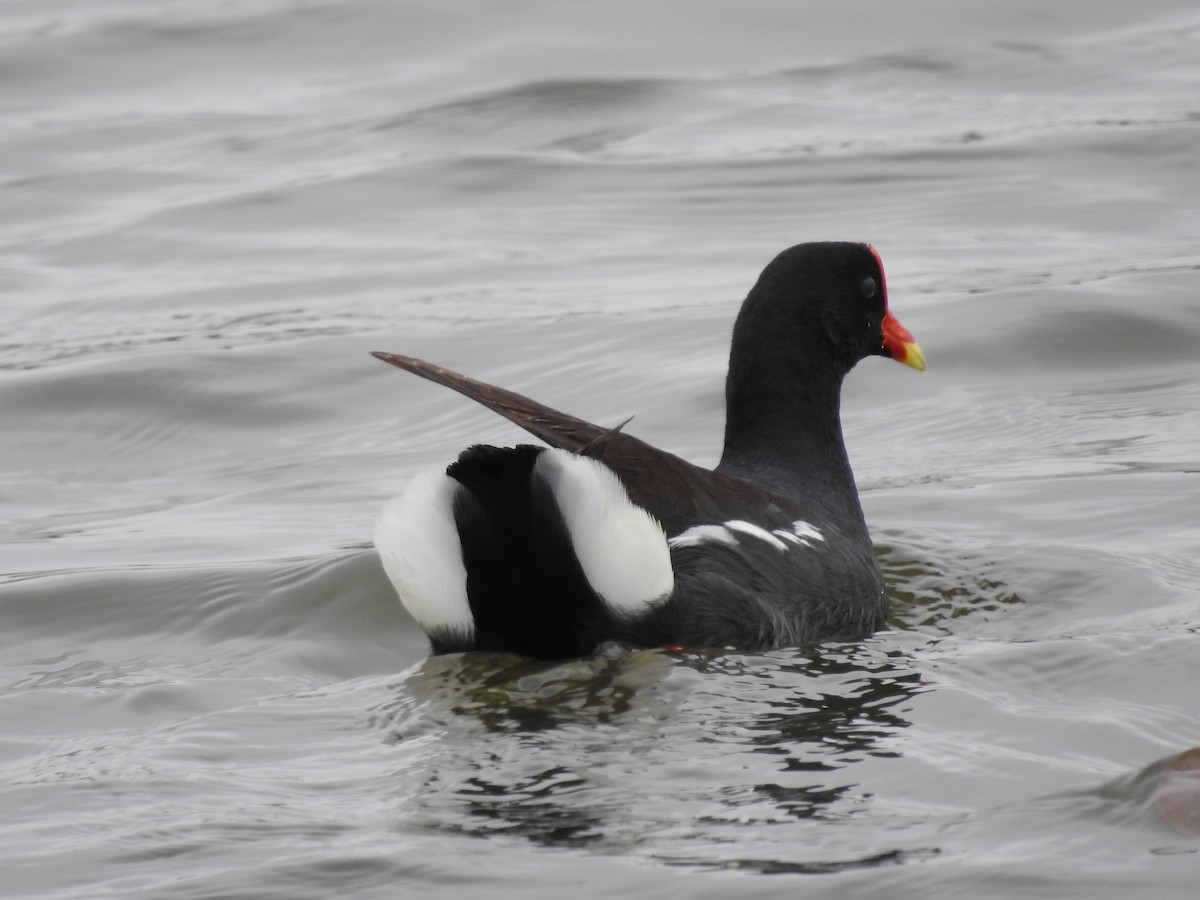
[447,445,606,658]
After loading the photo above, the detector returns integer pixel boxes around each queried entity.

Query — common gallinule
[372,242,924,659]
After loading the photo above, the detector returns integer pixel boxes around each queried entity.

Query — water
[3,1,1199,896]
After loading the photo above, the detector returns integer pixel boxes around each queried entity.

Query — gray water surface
[3,2,1199,897]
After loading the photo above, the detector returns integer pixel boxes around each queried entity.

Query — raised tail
[374,445,674,658]
[370,350,783,537]
[370,352,608,455]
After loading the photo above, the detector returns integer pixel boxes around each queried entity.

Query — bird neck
[716,366,867,533]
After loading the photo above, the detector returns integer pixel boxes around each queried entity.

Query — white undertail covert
[534,449,674,616]
[373,471,475,636]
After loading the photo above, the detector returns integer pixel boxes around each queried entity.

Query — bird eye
[860,276,877,299]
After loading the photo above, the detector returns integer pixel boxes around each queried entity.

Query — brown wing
[370,351,786,535]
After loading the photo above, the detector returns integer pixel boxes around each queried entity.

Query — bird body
[372,242,924,659]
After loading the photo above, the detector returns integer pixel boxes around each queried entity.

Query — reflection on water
[370,640,930,870]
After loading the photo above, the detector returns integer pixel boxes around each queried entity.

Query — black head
[729,242,920,381]
[720,242,924,489]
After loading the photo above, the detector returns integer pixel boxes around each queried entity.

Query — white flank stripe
[792,520,825,542]
[373,471,474,636]
[773,529,812,547]
[725,519,789,551]
[534,449,674,616]
[668,524,739,549]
